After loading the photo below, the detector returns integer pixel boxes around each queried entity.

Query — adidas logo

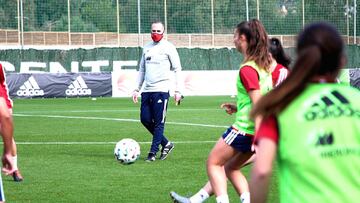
[65,76,92,96]
[304,90,356,121]
[16,76,44,96]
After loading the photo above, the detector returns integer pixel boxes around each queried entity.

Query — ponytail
[250,46,321,119]
[269,38,291,67]
[251,22,344,119]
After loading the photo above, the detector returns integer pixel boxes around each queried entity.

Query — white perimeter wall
[112,70,238,97]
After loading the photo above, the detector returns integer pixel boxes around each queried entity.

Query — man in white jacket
[132,21,182,162]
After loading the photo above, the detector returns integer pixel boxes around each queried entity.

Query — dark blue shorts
[222,126,254,153]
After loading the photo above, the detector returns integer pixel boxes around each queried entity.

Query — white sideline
[13,114,228,128]
[14,108,219,113]
[15,141,217,145]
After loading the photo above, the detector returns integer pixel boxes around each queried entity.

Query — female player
[170,36,291,203]
[250,22,360,203]
[171,19,273,203]
[268,37,290,87]
[0,64,23,182]
[170,35,291,203]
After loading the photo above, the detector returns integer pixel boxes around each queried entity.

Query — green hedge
[0,46,359,72]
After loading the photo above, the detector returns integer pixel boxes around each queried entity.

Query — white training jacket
[136,39,182,93]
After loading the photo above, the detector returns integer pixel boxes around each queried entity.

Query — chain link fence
[0,0,358,48]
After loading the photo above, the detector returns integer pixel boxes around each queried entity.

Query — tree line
[0,0,355,35]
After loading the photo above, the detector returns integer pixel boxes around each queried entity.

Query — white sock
[240,192,250,203]
[216,194,229,203]
[189,189,209,203]
[12,155,18,171]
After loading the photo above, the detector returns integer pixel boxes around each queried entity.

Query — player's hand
[2,153,15,175]
[220,103,237,115]
[174,92,183,106]
[132,89,139,103]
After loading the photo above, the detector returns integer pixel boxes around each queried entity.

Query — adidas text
[17,89,44,96]
[66,76,92,96]
[304,105,360,121]
[65,88,91,96]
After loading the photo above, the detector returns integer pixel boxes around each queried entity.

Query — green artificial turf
[2,96,278,202]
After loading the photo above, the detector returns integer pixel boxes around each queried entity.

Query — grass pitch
[4,96,278,202]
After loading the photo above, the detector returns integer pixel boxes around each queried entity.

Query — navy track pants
[140,92,170,154]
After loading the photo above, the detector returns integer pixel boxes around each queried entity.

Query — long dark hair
[251,22,344,119]
[269,38,291,67]
[236,19,272,71]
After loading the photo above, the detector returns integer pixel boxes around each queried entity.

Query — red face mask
[151,33,163,42]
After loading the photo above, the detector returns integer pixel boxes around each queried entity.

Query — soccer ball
[114,138,141,164]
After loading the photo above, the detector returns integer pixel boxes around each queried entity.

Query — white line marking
[16,141,217,145]
[13,114,228,128]
[14,108,219,114]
